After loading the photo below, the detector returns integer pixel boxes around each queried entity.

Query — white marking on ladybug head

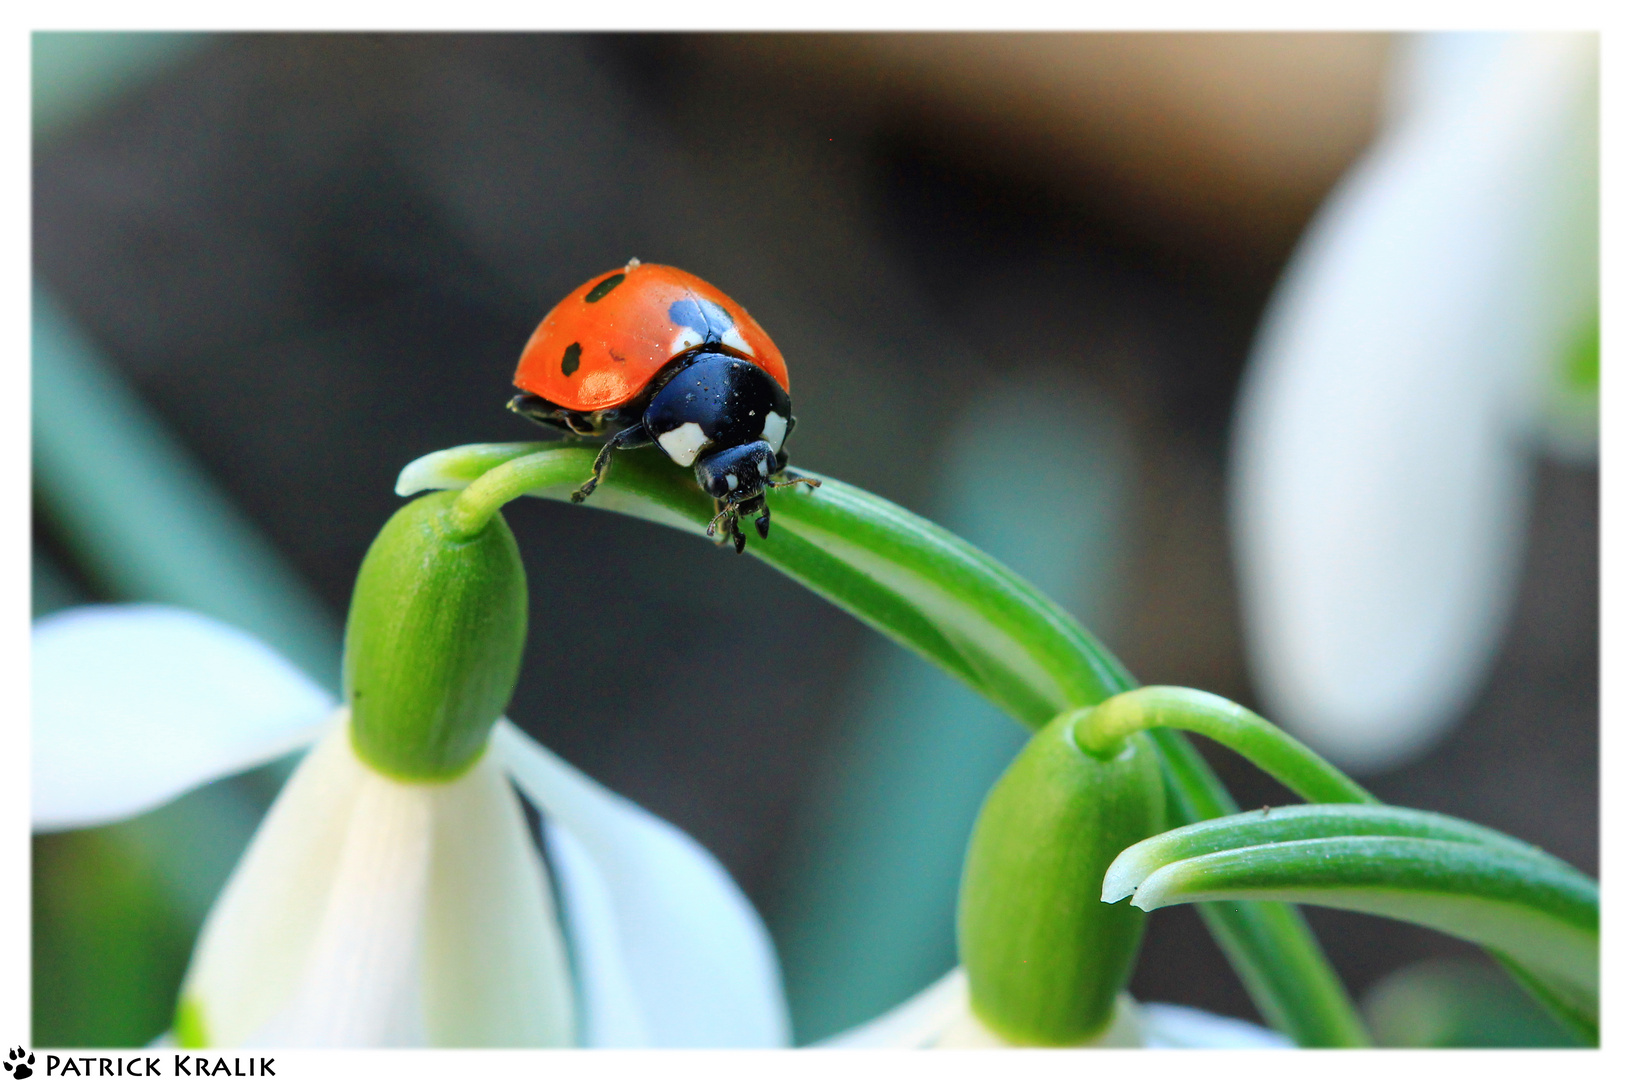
[672,328,705,355]
[656,422,710,467]
[761,412,789,452]
[723,326,754,356]
[725,473,739,492]
[758,456,769,477]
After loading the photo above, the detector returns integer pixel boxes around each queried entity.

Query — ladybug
[508,260,819,553]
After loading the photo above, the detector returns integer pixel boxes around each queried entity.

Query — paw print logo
[4,1048,32,1079]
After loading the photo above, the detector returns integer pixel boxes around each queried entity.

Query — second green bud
[958,709,1166,1044]
[343,490,528,781]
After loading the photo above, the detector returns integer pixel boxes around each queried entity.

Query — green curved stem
[1074,687,1375,805]
[397,441,1369,1046]
[445,448,595,538]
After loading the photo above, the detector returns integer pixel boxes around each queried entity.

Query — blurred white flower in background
[1230,32,1597,773]
[32,604,790,1048]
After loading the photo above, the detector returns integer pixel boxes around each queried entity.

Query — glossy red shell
[513,263,790,412]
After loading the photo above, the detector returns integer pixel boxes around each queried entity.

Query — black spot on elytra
[562,342,582,376]
[584,273,625,303]
[669,297,735,343]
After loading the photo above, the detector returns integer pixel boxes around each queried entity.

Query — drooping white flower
[820,969,1289,1049]
[1230,33,1597,772]
[32,603,790,1048]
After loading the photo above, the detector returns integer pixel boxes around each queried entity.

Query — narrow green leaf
[1105,803,1567,903]
[1124,835,1598,1023]
[402,443,1132,725]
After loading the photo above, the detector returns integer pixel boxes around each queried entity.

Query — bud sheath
[344,491,527,781]
[958,710,1165,1044]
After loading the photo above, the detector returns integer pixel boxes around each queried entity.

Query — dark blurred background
[32,32,1595,1048]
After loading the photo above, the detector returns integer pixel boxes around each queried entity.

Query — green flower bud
[958,709,1166,1045]
[343,490,527,781]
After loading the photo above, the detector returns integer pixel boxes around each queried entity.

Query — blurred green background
[31,32,1592,1048]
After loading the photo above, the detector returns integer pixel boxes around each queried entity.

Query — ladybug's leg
[570,424,652,504]
[704,500,750,554]
[705,500,736,543]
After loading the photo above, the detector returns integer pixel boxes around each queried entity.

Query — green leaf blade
[402,444,1134,724]
[1126,835,1598,1017]
[1105,803,1573,902]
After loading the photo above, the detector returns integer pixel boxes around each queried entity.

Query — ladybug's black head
[694,439,777,505]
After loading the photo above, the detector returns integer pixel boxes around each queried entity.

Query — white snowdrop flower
[1230,33,1596,772]
[32,603,789,1048]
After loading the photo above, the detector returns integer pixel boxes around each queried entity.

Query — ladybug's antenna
[768,474,822,492]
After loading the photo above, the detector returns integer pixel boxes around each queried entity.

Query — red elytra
[514,263,790,413]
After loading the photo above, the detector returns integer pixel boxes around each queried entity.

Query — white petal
[819,970,1143,1048]
[1139,1003,1292,1048]
[542,820,650,1046]
[180,719,389,1046]
[1230,34,1596,772]
[32,605,335,831]
[182,720,577,1047]
[251,750,434,1047]
[492,720,791,1046]
[420,751,575,1046]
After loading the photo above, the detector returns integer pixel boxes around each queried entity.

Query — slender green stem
[1074,687,1375,805]
[446,448,599,538]
[396,441,1372,1046]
